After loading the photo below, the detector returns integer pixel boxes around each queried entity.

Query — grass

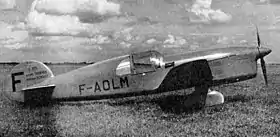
[0,63,280,137]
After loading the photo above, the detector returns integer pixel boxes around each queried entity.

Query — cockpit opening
[116,50,164,76]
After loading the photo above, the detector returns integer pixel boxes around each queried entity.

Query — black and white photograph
[0,0,279,136]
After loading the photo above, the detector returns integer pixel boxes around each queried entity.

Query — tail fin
[4,61,54,102]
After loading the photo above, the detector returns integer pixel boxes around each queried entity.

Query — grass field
[0,63,280,137]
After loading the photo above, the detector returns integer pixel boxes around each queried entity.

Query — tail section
[4,61,54,102]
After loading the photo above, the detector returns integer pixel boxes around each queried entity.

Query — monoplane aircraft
[3,29,271,109]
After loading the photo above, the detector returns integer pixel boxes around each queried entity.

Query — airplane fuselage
[5,47,271,103]
[21,47,268,102]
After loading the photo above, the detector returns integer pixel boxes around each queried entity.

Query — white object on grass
[205,90,224,107]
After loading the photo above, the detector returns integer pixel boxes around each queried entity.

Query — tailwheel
[205,89,224,107]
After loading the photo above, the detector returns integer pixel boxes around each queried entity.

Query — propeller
[256,26,268,86]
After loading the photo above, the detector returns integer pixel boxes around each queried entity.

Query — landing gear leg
[183,84,209,110]
[184,85,225,110]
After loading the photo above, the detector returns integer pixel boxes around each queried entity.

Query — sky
[0,0,278,63]
[0,0,235,36]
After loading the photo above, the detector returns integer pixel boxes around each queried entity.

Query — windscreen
[116,51,164,76]
[131,50,164,74]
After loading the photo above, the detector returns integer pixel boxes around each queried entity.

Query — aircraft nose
[258,47,272,58]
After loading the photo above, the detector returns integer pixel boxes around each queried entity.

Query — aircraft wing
[156,59,213,92]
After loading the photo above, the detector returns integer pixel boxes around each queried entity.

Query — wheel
[205,90,224,107]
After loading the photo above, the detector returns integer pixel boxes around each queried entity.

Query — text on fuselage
[79,77,129,94]
[11,70,49,92]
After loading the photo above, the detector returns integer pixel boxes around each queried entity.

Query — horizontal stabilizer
[22,84,56,92]
[22,84,56,102]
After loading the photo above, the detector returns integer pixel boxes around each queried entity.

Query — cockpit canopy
[116,50,164,76]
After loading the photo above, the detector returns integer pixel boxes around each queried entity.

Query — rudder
[4,61,54,102]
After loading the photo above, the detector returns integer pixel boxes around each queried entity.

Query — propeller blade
[260,57,268,86]
[256,26,261,47]
[255,25,268,85]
